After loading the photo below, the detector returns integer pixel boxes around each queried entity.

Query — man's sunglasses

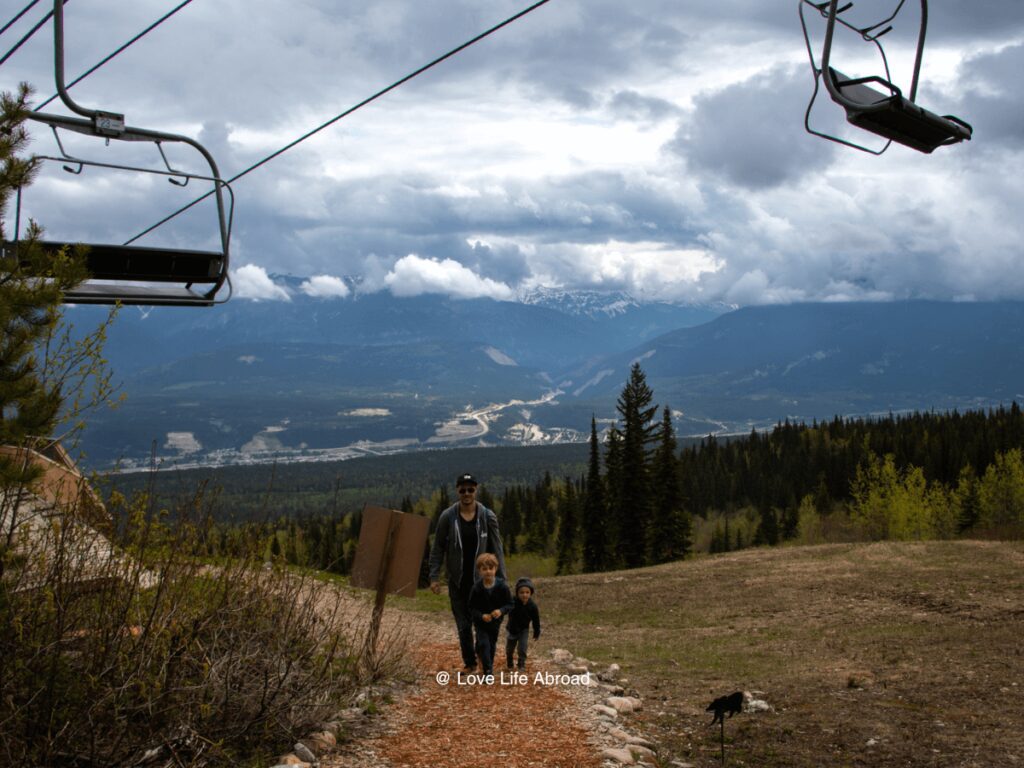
[457,487,476,495]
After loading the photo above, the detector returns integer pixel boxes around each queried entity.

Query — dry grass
[0,498,378,767]
[536,540,1024,767]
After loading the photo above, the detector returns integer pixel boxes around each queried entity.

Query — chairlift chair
[5,0,233,306]
[799,0,972,154]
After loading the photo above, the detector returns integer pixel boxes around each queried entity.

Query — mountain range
[67,287,1024,470]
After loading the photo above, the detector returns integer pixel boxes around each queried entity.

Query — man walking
[429,473,507,672]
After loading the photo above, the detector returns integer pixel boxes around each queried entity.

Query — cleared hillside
[535,541,1023,767]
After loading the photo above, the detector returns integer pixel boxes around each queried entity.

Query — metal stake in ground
[706,691,744,766]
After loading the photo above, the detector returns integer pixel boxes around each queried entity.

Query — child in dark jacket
[505,576,541,670]
[467,553,514,675]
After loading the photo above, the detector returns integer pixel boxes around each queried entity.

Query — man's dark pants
[449,583,476,668]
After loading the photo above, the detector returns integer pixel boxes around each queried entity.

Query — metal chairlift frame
[9,0,233,306]
[799,0,972,155]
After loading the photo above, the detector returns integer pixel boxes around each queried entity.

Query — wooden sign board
[350,505,429,598]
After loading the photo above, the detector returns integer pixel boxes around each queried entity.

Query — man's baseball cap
[456,473,478,486]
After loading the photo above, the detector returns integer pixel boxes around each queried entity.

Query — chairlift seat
[18,1,232,307]
[62,282,219,307]
[828,68,972,153]
[10,241,224,306]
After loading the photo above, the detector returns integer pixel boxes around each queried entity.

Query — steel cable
[125,0,553,245]
[34,0,196,111]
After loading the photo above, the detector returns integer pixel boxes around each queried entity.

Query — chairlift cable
[0,1,69,67]
[1,0,40,37]
[34,0,196,111]
[125,0,553,246]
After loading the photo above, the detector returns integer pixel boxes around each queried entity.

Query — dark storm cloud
[667,65,837,189]
[920,0,1024,41]
[949,42,1024,147]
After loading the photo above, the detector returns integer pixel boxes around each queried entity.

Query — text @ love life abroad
[434,670,592,687]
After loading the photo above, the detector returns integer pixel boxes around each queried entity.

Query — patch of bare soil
[539,540,1024,767]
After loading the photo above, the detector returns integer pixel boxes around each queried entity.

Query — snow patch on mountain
[483,346,518,366]
[573,369,616,397]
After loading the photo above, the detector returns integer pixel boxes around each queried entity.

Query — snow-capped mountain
[518,287,641,318]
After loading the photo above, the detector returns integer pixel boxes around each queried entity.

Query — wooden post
[362,512,399,676]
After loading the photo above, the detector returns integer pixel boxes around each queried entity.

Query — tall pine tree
[603,426,624,566]
[582,417,610,572]
[555,477,579,575]
[615,363,658,568]
[2,84,112,582]
[649,406,691,563]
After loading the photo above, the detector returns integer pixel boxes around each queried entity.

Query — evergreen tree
[603,426,624,566]
[501,488,521,555]
[753,506,780,546]
[582,417,609,572]
[319,516,337,570]
[709,517,732,554]
[405,496,433,587]
[284,519,299,564]
[615,363,658,568]
[478,485,495,511]
[1,85,113,580]
[434,485,451,521]
[954,464,981,533]
[524,477,550,553]
[1,85,91,478]
[555,478,579,575]
[649,406,691,563]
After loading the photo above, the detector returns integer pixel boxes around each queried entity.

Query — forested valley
[118,364,1024,579]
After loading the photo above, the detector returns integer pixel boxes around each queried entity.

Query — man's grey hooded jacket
[428,502,507,590]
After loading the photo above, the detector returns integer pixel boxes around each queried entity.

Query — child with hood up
[505,576,541,671]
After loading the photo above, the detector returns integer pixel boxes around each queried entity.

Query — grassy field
[326,540,1023,765]
[525,541,1024,767]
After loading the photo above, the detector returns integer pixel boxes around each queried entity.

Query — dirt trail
[322,604,604,768]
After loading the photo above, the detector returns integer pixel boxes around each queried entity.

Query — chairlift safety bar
[819,0,927,110]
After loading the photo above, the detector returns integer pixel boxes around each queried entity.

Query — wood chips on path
[325,638,603,768]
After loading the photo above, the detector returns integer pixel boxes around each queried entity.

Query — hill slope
[534,540,1024,766]
[565,301,1024,421]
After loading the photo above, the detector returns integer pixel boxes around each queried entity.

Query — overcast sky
[3,0,1022,305]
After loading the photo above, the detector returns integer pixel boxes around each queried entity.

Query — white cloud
[232,265,291,301]
[568,240,723,300]
[300,274,351,299]
[384,254,515,300]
